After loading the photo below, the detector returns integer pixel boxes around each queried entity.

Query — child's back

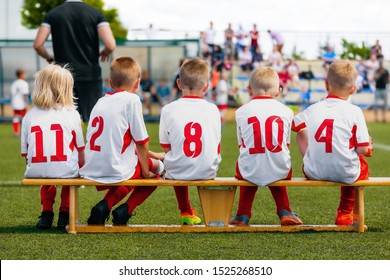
[160,96,221,180]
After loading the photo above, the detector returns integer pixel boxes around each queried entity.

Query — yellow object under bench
[21,177,390,234]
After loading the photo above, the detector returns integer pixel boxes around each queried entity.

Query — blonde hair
[179,58,210,91]
[110,57,141,89]
[249,67,279,95]
[327,59,357,90]
[32,64,75,110]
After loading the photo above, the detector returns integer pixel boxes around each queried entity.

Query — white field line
[373,143,390,151]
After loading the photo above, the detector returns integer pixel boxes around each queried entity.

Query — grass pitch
[0,122,390,260]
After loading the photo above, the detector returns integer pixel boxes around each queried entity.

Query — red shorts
[96,158,153,191]
[14,109,27,117]
[217,104,228,110]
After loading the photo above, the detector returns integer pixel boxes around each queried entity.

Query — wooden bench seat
[22,177,390,234]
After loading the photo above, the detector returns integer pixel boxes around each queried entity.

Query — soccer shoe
[180,209,201,225]
[57,211,69,230]
[87,200,110,225]
[112,204,133,225]
[278,209,303,226]
[335,211,353,226]
[36,211,54,230]
[229,214,250,226]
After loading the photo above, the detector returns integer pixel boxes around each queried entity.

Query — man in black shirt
[33,0,116,122]
[374,60,389,122]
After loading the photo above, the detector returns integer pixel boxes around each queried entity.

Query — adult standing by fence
[267,30,284,54]
[33,0,116,122]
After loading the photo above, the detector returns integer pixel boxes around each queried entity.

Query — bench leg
[68,186,77,234]
[354,186,365,233]
[197,186,236,227]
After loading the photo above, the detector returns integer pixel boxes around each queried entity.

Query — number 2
[90,116,104,152]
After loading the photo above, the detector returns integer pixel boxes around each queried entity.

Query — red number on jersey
[183,122,202,158]
[90,116,104,152]
[30,124,68,163]
[247,116,284,154]
[314,119,334,153]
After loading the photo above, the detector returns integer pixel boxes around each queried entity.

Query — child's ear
[202,81,209,94]
[275,86,281,97]
[247,86,253,97]
[176,78,182,90]
[349,85,356,95]
[325,80,330,91]
[134,78,140,92]
[109,79,114,89]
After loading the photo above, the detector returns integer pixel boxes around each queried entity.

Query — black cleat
[87,200,110,225]
[57,211,69,230]
[112,204,133,225]
[36,211,54,230]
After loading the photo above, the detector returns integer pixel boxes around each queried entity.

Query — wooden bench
[21,177,390,234]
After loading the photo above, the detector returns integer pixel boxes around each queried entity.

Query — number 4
[314,119,334,153]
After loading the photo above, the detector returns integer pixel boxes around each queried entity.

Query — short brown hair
[16,69,25,78]
[249,67,279,94]
[179,58,210,91]
[110,57,141,89]
[327,59,357,90]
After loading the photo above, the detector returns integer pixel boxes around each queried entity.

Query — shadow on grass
[0,225,68,234]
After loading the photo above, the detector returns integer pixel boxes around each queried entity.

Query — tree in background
[21,0,128,39]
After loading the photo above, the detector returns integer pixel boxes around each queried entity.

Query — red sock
[337,186,355,214]
[269,186,291,214]
[59,186,70,212]
[40,185,56,212]
[236,186,258,218]
[125,186,157,214]
[103,186,133,210]
[173,186,192,214]
[12,122,19,134]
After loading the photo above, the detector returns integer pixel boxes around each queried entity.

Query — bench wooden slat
[21,177,390,187]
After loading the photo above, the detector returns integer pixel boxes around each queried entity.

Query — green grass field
[1,122,390,260]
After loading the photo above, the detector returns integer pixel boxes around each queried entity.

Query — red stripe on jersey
[160,143,171,149]
[291,120,306,132]
[134,137,149,145]
[349,125,357,149]
[217,143,221,155]
[69,130,76,152]
[356,142,370,147]
[121,127,133,154]
[107,90,125,95]
[326,95,345,100]
[182,95,203,99]
[21,153,27,157]
[252,96,273,100]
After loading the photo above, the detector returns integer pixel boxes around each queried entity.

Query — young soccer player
[21,64,85,230]
[159,58,221,225]
[293,59,373,225]
[11,69,29,136]
[230,67,302,226]
[79,57,164,225]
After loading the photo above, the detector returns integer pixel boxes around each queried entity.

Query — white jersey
[216,79,228,106]
[292,95,370,184]
[159,96,221,180]
[236,96,292,187]
[11,79,29,110]
[79,91,149,184]
[21,106,84,178]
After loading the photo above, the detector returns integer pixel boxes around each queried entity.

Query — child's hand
[364,136,374,157]
[153,152,165,161]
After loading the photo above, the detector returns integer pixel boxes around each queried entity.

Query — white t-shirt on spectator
[11,79,29,110]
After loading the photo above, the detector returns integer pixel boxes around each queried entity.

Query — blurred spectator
[365,53,380,89]
[370,40,384,60]
[322,45,336,71]
[10,69,29,136]
[278,67,291,97]
[268,45,283,71]
[145,23,156,39]
[224,23,235,62]
[267,30,284,54]
[355,59,368,91]
[213,45,225,71]
[373,60,389,122]
[205,21,217,59]
[171,58,186,101]
[140,70,162,116]
[250,24,259,58]
[238,46,253,72]
[156,77,171,107]
[285,58,300,88]
[252,46,264,69]
[235,24,248,56]
[200,31,209,58]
